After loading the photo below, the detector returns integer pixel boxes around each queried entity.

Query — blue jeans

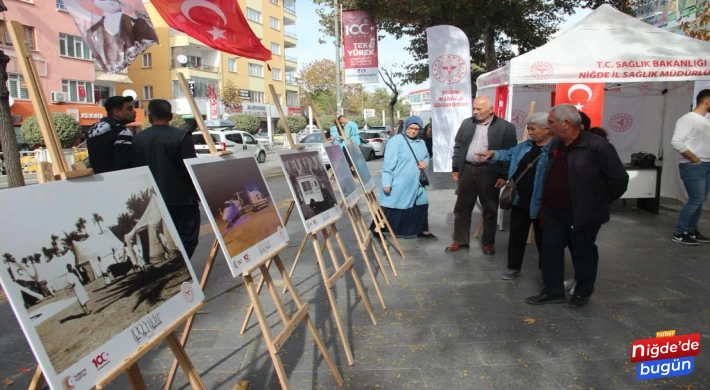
[675,162,710,234]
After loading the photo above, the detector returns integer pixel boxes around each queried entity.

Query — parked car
[192,130,267,163]
[359,129,390,157]
[298,133,376,166]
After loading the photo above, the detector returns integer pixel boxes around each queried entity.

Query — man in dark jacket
[527,104,629,309]
[446,95,518,255]
[132,99,200,259]
[86,96,136,174]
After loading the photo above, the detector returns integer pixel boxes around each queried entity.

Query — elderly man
[446,95,517,255]
[527,104,628,308]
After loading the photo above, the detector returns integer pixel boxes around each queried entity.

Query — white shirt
[465,118,493,162]
[670,112,710,163]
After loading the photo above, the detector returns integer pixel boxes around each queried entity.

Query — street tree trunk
[0,50,25,188]
[482,21,497,71]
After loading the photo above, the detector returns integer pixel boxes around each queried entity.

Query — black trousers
[508,205,542,271]
[453,164,500,245]
[167,203,201,259]
[541,208,601,298]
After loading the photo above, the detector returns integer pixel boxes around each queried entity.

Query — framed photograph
[343,140,376,193]
[324,145,363,208]
[277,150,342,234]
[185,155,288,277]
[0,168,203,390]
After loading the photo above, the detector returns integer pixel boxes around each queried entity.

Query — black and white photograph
[0,168,202,390]
[278,150,342,233]
[325,144,363,207]
[344,140,377,193]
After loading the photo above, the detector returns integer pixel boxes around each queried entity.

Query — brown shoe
[482,245,496,255]
[445,243,469,252]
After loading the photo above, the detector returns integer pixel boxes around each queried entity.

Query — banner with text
[427,25,472,172]
[343,10,379,84]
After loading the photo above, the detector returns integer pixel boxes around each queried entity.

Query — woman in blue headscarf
[378,116,436,239]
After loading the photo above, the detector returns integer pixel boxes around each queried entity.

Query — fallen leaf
[232,380,250,390]
[17,368,32,373]
[3,378,14,385]
[522,317,537,325]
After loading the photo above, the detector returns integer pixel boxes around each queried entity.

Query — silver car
[359,128,391,157]
[298,133,376,166]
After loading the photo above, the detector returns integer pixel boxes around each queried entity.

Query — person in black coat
[527,104,629,309]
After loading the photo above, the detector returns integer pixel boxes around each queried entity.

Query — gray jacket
[451,115,518,180]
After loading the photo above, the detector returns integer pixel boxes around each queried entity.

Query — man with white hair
[527,104,628,308]
[446,95,517,255]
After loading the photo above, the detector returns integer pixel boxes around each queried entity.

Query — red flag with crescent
[494,85,508,119]
[150,0,272,62]
[554,83,605,128]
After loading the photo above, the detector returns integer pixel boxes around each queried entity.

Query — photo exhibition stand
[239,86,379,367]
[6,21,206,390]
[472,101,537,245]
[164,77,343,390]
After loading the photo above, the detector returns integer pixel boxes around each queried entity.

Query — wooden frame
[6,20,205,390]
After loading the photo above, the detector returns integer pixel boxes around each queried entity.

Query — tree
[314,0,641,85]
[349,116,366,128]
[298,59,359,114]
[366,116,382,127]
[21,113,81,148]
[1,253,14,264]
[41,246,53,262]
[125,189,153,220]
[379,67,402,134]
[318,115,335,129]
[0,44,23,187]
[221,80,242,113]
[277,115,308,132]
[680,5,710,41]
[75,217,87,234]
[50,234,60,257]
[227,114,260,134]
[141,114,186,130]
[92,213,104,234]
[32,253,41,264]
[60,231,87,255]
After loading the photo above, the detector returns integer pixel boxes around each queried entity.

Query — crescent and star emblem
[181,0,228,40]
[567,84,593,111]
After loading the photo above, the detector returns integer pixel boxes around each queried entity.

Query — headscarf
[403,116,424,140]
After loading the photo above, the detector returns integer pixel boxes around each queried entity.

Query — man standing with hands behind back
[446,95,517,255]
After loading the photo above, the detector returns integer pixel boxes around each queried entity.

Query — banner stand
[6,20,206,390]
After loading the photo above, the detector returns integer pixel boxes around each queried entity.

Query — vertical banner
[554,83,606,127]
[602,95,644,151]
[427,26,472,172]
[342,10,379,84]
[494,85,509,119]
[62,0,158,74]
[693,81,710,119]
[207,85,218,120]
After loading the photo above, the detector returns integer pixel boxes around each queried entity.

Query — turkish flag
[150,0,272,62]
[554,83,605,128]
[78,86,86,98]
[495,85,508,119]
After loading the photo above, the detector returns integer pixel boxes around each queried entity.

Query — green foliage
[20,113,81,148]
[142,114,186,130]
[349,116,366,128]
[318,115,335,129]
[227,114,260,134]
[680,4,710,41]
[366,116,383,127]
[277,115,308,132]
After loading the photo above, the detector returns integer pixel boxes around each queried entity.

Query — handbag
[630,152,657,167]
[403,135,429,187]
[499,153,542,210]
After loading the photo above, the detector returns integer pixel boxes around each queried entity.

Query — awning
[95,71,133,84]
[11,101,145,127]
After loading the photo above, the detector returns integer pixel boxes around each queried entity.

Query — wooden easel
[6,20,205,390]
[473,100,537,244]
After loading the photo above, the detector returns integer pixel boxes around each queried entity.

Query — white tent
[124,195,178,263]
[73,231,124,281]
[476,4,710,205]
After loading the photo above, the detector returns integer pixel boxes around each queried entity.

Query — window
[286,91,299,106]
[142,53,152,67]
[143,86,153,100]
[0,22,35,50]
[246,8,262,23]
[270,42,280,55]
[172,77,218,98]
[56,0,67,10]
[422,91,431,104]
[62,79,94,103]
[244,134,257,144]
[225,133,243,144]
[248,63,263,77]
[8,74,29,100]
[228,58,237,72]
[270,17,280,30]
[188,55,202,68]
[59,33,93,60]
[250,91,265,103]
[270,0,278,4]
[95,86,112,101]
[272,68,282,80]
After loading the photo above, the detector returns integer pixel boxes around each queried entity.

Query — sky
[291,4,593,95]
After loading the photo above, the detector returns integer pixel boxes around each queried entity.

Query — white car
[192,122,267,163]
[359,128,391,157]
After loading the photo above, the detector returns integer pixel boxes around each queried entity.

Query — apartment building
[116,0,300,131]
[5,0,140,132]
[635,0,704,33]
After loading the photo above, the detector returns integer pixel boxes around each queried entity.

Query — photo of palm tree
[0,168,202,384]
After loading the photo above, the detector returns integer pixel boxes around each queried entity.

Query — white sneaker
[564,278,577,295]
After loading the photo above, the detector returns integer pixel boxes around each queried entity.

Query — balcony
[284,0,296,25]
[284,6,296,15]
[285,55,297,71]
[171,61,219,73]
[284,30,297,48]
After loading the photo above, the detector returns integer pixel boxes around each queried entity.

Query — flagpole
[334,0,342,116]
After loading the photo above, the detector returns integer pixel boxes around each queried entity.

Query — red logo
[243,253,251,262]
[511,110,528,131]
[432,55,468,84]
[181,282,195,303]
[609,113,633,132]
[92,352,110,370]
[530,61,554,80]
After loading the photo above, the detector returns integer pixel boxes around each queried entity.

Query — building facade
[635,0,706,34]
[117,0,300,132]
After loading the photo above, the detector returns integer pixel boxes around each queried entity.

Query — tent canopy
[477,4,710,89]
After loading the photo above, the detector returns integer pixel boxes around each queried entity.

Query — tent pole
[658,82,669,163]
